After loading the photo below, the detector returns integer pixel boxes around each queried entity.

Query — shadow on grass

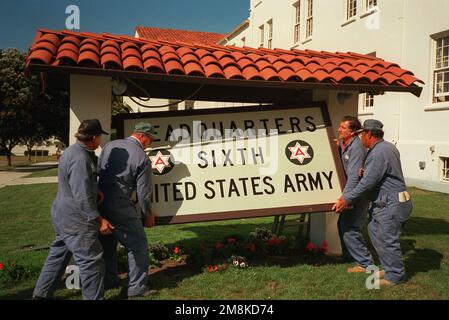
[401,239,443,280]
[402,217,449,236]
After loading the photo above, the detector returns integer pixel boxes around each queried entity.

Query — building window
[434,35,449,103]
[267,19,273,49]
[306,0,313,39]
[259,24,264,48]
[364,93,374,108]
[347,0,357,19]
[366,0,377,11]
[293,1,301,44]
[241,36,246,46]
[441,157,449,181]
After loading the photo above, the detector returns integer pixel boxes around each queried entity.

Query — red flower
[246,243,257,252]
[208,265,218,273]
[227,238,236,244]
[319,240,328,253]
[266,237,282,246]
[0,262,4,271]
[215,242,225,250]
[173,246,180,255]
[305,241,316,252]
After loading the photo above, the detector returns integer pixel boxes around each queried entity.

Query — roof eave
[27,63,423,99]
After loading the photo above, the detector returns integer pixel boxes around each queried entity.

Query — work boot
[375,279,396,287]
[347,265,366,273]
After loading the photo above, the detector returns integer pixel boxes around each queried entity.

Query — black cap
[77,119,109,136]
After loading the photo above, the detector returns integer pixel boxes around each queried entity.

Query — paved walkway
[0,170,58,189]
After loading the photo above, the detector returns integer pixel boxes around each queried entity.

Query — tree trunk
[26,143,33,162]
[7,150,12,166]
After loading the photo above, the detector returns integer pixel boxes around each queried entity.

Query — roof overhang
[28,63,422,103]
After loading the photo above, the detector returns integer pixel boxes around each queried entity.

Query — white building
[221,0,449,193]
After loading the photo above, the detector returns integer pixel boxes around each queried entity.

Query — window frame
[366,0,377,12]
[346,0,357,20]
[306,0,313,39]
[440,157,449,182]
[267,19,273,49]
[433,35,449,103]
[293,1,301,44]
[363,92,374,109]
[259,24,265,48]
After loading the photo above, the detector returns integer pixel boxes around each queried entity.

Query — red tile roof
[26,29,423,95]
[136,26,225,46]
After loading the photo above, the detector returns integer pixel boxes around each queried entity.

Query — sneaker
[128,289,159,299]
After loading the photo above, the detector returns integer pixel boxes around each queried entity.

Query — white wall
[228,0,449,193]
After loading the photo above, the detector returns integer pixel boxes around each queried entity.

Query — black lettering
[238,177,249,196]
[275,118,287,134]
[263,176,275,194]
[308,172,323,191]
[185,182,196,200]
[295,174,308,191]
[222,149,234,166]
[251,177,263,196]
[216,179,226,197]
[236,148,246,165]
[322,171,334,189]
[229,121,238,131]
[197,151,208,169]
[244,120,255,131]
[211,149,217,167]
[284,174,296,193]
[251,147,264,164]
[204,180,215,199]
[165,125,173,142]
[173,182,184,201]
[160,183,171,202]
[305,116,317,132]
[259,119,270,135]
[289,117,302,133]
[228,179,240,197]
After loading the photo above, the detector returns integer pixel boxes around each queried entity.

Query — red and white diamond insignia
[149,151,171,174]
[288,142,311,164]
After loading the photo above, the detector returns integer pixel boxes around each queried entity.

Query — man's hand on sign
[97,189,104,205]
[97,216,114,235]
[332,197,350,213]
[144,212,158,228]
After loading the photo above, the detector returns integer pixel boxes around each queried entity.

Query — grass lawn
[0,184,448,300]
[24,168,58,178]
[0,156,57,171]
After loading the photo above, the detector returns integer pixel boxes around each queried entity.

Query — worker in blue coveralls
[97,122,157,298]
[33,119,114,300]
[333,119,412,286]
[336,116,374,273]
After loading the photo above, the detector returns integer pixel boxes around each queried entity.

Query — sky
[0,0,249,52]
